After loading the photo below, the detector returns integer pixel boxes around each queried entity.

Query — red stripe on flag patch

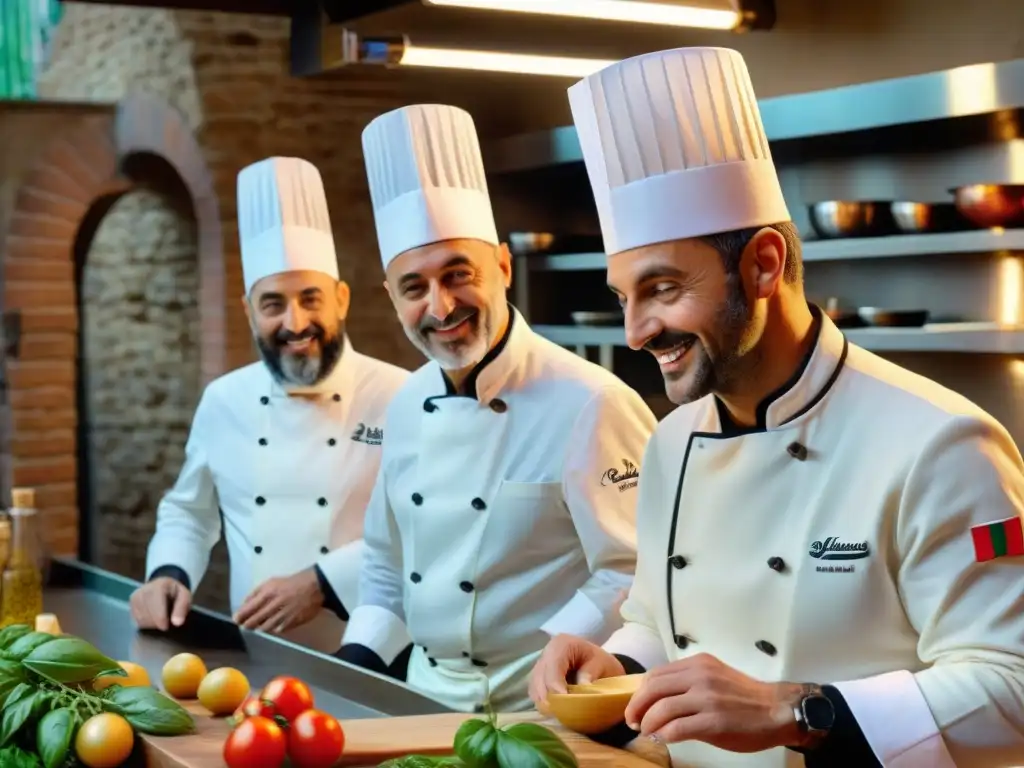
[972,517,1024,562]
[1005,516,1024,557]
[972,524,996,562]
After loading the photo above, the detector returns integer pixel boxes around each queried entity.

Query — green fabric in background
[1,0,64,99]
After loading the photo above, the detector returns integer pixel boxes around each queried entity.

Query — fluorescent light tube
[423,0,743,30]
[399,44,616,77]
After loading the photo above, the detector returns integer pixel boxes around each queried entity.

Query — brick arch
[0,92,224,555]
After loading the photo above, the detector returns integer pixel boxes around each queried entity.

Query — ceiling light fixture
[421,0,755,30]
[339,31,617,78]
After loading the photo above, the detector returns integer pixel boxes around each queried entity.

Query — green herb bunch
[378,707,578,768]
[0,624,195,768]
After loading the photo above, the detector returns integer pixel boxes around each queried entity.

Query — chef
[337,103,657,712]
[131,156,409,655]
[529,46,1024,768]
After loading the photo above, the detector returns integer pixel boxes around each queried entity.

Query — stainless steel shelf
[535,323,1024,354]
[484,58,1024,173]
[525,229,1024,272]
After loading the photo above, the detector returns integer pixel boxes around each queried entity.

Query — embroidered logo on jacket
[809,537,870,561]
[351,423,383,446]
[601,459,639,492]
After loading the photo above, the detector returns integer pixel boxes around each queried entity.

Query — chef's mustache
[644,330,697,353]
[275,324,324,344]
[420,306,477,333]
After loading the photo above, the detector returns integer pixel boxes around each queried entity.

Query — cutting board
[139,702,670,767]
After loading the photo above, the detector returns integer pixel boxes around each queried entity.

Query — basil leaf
[0,690,51,747]
[494,723,578,768]
[378,758,465,767]
[103,685,195,735]
[0,626,33,650]
[36,707,74,768]
[0,661,27,706]
[2,682,33,709]
[0,744,43,768]
[454,718,499,767]
[4,632,59,661]
[22,637,123,684]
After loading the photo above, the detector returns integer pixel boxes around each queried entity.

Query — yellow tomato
[161,652,208,699]
[93,660,152,691]
[198,667,251,716]
[75,713,134,768]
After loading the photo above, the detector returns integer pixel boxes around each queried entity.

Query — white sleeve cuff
[540,589,608,641]
[602,621,668,671]
[316,539,364,612]
[341,605,411,667]
[832,670,956,768]
[146,540,206,593]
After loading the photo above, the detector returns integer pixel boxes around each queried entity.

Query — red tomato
[288,710,345,768]
[223,716,287,768]
[230,695,275,727]
[260,676,315,722]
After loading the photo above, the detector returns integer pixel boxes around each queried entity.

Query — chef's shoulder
[189,362,269,418]
[346,349,411,413]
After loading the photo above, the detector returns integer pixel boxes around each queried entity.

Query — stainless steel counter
[40,559,453,721]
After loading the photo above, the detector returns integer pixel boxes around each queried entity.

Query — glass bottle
[0,488,45,628]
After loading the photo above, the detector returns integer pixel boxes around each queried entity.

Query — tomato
[230,694,276,726]
[198,667,250,715]
[224,715,287,768]
[75,713,134,768]
[162,652,208,698]
[288,709,345,768]
[260,675,314,722]
[92,660,151,691]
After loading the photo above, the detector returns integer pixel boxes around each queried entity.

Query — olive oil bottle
[0,488,44,628]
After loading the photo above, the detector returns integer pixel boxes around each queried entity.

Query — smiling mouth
[653,338,695,367]
[284,338,317,353]
[429,313,475,338]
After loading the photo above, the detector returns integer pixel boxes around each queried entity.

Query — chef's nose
[623,305,659,351]
[426,283,455,321]
[282,302,312,333]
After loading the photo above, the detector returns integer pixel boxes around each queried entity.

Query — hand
[233,568,324,634]
[528,634,626,713]
[625,653,805,752]
[130,577,192,631]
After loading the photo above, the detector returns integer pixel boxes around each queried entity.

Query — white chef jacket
[145,338,408,654]
[343,307,657,712]
[604,309,1024,768]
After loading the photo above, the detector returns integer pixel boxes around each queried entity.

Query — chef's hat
[568,47,790,257]
[362,104,499,269]
[236,156,340,294]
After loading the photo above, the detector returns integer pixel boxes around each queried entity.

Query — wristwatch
[792,684,835,748]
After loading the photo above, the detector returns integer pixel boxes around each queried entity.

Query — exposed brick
[11,456,76,487]
[47,135,115,191]
[11,407,77,431]
[7,361,75,390]
[7,212,79,241]
[33,482,77,509]
[4,257,74,284]
[3,237,73,263]
[17,308,78,334]
[11,431,75,459]
[12,333,77,362]
[14,186,88,223]
[3,281,77,312]
[25,163,91,206]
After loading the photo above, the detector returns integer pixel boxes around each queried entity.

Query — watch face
[804,695,835,729]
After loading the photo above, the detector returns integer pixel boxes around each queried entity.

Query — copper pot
[952,184,1024,229]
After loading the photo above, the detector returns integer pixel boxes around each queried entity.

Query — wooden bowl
[545,674,645,735]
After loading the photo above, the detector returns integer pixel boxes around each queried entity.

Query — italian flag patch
[971,517,1024,562]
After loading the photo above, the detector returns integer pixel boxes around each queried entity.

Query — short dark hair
[698,221,802,285]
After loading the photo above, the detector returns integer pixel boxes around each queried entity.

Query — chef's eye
[652,282,680,299]
[261,301,283,313]
[302,297,323,310]
[402,283,426,299]
[448,270,472,284]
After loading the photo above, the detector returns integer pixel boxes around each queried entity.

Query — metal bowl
[808,201,897,239]
[857,307,929,328]
[952,184,1024,229]
[890,202,971,234]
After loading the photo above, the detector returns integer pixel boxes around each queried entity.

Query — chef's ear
[496,243,513,289]
[748,226,787,299]
[241,293,252,323]
[334,279,351,320]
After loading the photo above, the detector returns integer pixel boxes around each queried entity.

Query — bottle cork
[11,489,35,510]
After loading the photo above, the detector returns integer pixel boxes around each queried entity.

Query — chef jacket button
[472,658,488,668]
[332,394,341,402]
[412,493,423,505]
[428,657,437,667]
[320,546,329,555]
[462,651,470,657]
[255,496,266,506]
[258,437,268,446]
[471,497,486,511]
[767,556,786,572]
[328,438,336,446]
[787,442,808,461]
[459,581,474,593]
[260,396,269,405]
[254,546,263,554]
[673,634,690,650]
[669,555,687,570]
[756,640,777,656]
[410,572,422,583]
[488,398,507,413]
[317,497,328,507]
[423,399,438,413]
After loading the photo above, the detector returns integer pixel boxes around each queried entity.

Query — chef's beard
[406,284,506,371]
[648,276,759,405]
[256,320,345,387]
